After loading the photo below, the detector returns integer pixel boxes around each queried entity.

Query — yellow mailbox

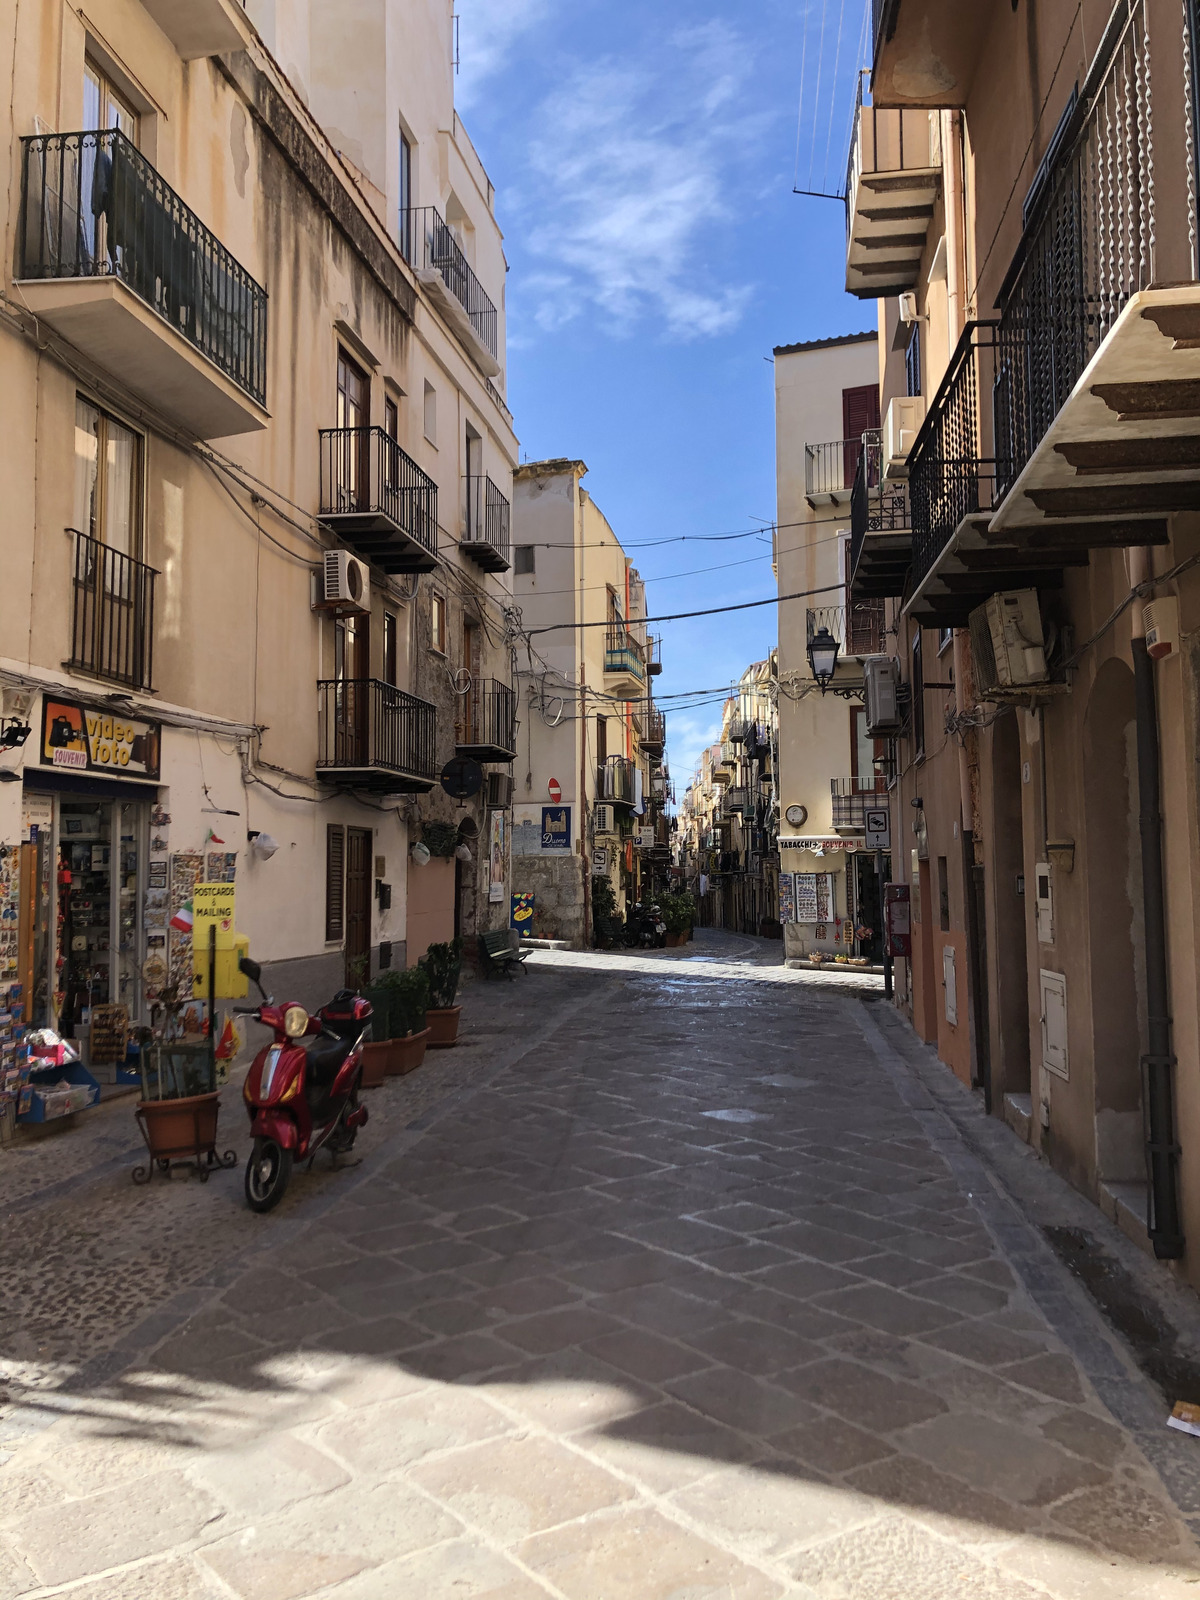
[193,933,250,999]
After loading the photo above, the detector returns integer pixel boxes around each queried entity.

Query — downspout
[579,474,592,947]
[1129,547,1184,1258]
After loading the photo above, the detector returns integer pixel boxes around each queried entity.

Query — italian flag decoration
[170,900,194,935]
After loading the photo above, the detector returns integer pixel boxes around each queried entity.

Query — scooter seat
[306,1030,354,1090]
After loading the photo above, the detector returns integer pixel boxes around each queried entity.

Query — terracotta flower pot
[360,1040,390,1088]
[426,1006,462,1048]
[390,1028,431,1075]
[136,1092,220,1161]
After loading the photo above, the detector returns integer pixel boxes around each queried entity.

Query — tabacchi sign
[41,698,162,781]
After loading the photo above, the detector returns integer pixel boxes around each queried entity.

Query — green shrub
[662,894,694,936]
[591,875,618,947]
[378,966,430,1036]
[418,939,462,1009]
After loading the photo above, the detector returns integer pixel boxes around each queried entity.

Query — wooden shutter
[326,824,345,941]
[842,383,881,438]
[1040,969,1068,1079]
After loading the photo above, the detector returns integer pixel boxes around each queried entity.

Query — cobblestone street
[3,931,1200,1598]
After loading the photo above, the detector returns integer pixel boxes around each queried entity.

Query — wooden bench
[479,928,529,980]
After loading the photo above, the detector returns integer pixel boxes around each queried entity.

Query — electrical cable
[525,580,844,637]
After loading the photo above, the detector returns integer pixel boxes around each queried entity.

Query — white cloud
[510,20,769,341]
[454,0,552,112]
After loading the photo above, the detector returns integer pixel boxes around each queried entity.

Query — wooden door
[842,383,880,488]
[345,826,372,988]
[336,349,370,510]
[334,615,371,764]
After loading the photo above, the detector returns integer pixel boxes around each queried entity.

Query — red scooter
[236,956,371,1212]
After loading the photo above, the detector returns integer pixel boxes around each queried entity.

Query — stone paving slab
[1,932,1199,1598]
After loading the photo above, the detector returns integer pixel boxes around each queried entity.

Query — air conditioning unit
[593,803,615,836]
[319,549,370,612]
[883,395,926,478]
[899,292,919,324]
[969,589,1047,694]
[863,655,902,737]
[486,772,513,809]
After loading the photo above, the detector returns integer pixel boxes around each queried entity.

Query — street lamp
[807,626,840,692]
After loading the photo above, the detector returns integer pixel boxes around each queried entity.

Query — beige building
[843,0,1200,1279]
[773,333,891,964]
[510,460,668,945]
[0,0,517,1083]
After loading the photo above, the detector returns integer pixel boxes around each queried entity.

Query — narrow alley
[2,933,1198,1600]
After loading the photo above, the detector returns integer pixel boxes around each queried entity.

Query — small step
[1003,1092,1033,1144]
[1099,1180,1154,1257]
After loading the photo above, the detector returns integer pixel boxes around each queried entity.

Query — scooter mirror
[238,956,263,983]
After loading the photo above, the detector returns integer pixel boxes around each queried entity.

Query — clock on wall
[785,804,808,827]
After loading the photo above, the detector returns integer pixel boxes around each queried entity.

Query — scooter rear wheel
[245,1137,292,1212]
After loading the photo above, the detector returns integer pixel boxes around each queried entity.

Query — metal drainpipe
[1128,547,1184,1258]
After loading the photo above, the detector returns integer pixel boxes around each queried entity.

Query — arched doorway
[1083,658,1145,1185]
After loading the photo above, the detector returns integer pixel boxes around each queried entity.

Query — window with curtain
[74,396,142,570]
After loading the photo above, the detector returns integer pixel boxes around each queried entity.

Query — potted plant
[133,992,237,1182]
[352,958,391,1088]
[380,966,431,1074]
[662,895,692,948]
[419,939,462,1048]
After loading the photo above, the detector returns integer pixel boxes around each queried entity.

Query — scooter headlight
[283,1004,309,1039]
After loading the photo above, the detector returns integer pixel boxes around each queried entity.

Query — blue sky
[456,0,872,786]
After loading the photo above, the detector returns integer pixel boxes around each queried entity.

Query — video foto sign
[41,696,162,782]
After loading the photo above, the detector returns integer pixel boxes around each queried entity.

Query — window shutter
[326,824,345,942]
[1040,969,1068,1079]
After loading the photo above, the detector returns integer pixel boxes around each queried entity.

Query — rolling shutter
[326,824,345,942]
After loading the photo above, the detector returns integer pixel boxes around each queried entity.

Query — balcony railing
[640,708,666,752]
[463,475,511,571]
[993,0,1153,499]
[318,426,438,567]
[604,624,645,682]
[726,787,749,814]
[455,678,517,761]
[401,206,498,359]
[908,321,1000,590]
[21,130,267,404]
[68,528,157,690]
[849,433,910,581]
[646,635,663,675]
[317,679,437,789]
[806,604,886,660]
[805,438,866,501]
[599,755,635,807]
[831,776,889,834]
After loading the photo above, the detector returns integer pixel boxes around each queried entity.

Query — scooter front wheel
[245,1137,292,1212]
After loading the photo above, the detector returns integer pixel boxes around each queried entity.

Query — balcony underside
[455,740,516,763]
[991,287,1200,541]
[461,539,510,574]
[317,764,436,795]
[872,0,988,109]
[142,0,250,57]
[903,513,1167,628]
[603,665,645,700]
[640,739,665,759]
[416,268,501,378]
[846,169,940,298]
[852,530,912,599]
[317,512,438,574]
[18,277,267,439]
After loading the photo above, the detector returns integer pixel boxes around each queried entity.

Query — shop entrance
[20,791,149,1040]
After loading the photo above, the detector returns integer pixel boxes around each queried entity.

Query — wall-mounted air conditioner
[486,772,513,809]
[318,549,370,612]
[969,589,1047,694]
[863,655,902,737]
[883,395,926,479]
[593,803,615,836]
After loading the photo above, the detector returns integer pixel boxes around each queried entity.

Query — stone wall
[512,855,587,947]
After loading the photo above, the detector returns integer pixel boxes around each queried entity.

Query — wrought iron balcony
[599,755,635,808]
[317,679,437,792]
[401,206,499,370]
[68,528,156,690]
[462,476,511,572]
[639,708,666,756]
[318,427,438,573]
[646,635,663,676]
[831,776,889,836]
[455,678,517,762]
[725,787,749,814]
[845,72,941,298]
[805,438,866,505]
[604,624,645,690]
[20,130,267,434]
[806,604,886,662]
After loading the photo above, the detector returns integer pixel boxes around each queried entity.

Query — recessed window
[514,545,535,575]
[383,611,398,685]
[423,381,436,445]
[74,396,142,559]
[398,129,413,260]
[431,592,446,654]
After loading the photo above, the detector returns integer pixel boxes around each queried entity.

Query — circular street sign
[441,757,484,800]
[547,778,562,803]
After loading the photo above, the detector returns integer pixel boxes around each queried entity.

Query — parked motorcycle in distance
[622,901,667,950]
[235,955,370,1212]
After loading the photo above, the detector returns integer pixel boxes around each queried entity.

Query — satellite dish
[440,757,484,800]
